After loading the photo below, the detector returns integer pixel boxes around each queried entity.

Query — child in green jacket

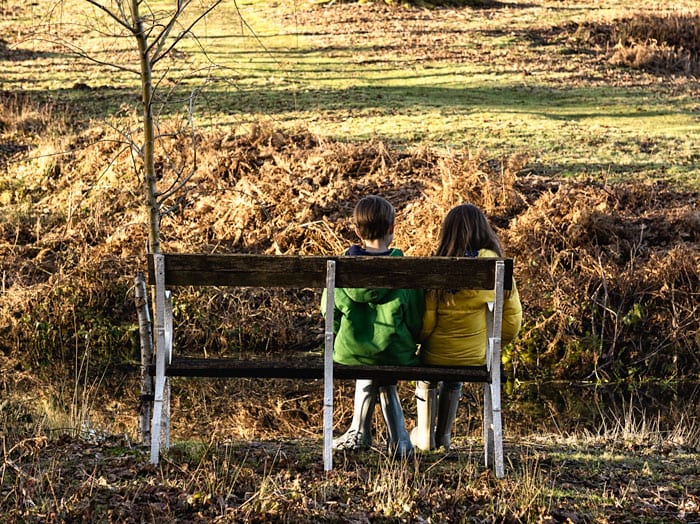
[322,195,424,458]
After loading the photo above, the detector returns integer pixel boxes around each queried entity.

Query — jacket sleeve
[404,288,425,340]
[419,292,437,342]
[320,288,328,318]
[320,288,343,334]
[501,281,522,345]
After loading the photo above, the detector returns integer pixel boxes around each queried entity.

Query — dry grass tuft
[567,11,700,76]
[1,113,698,377]
[507,178,700,379]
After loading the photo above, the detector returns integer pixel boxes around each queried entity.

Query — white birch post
[134,271,153,446]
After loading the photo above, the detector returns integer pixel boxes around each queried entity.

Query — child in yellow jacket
[411,204,522,451]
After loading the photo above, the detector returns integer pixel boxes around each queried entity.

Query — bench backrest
[147,253,513,290]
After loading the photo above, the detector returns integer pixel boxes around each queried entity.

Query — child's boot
[378,384,414,459]
[333,379,377,451]
[435,382,462,450]
[410,380,437,451]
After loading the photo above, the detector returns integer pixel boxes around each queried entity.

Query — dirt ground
[2,428,699,523]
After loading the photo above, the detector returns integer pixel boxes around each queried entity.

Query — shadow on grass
[0,41,62,62]
[17,82,692,122]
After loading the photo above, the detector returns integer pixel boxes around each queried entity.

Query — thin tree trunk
[131,0,159,446]
[131,0,160,255]
[134,271,153,445]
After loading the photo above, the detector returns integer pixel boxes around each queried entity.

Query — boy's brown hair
[353,195,395,241]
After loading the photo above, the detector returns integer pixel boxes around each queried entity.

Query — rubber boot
[410,381,437,451]
[333,379,377,451]
[378,384,414,459]
[435,382,462,450]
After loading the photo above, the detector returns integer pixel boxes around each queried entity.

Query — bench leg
[485,265,505,479]
[150,361,171,463]
[150,276,172,465]
[483,382,493,469]
[150,376,165,463]
[323,260,337,472]
[162,293,172,450]
[484,382,504,478]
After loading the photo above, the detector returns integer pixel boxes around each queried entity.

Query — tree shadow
[0,38,64,62]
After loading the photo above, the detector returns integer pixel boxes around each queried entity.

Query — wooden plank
[151,358,491,383]
[146,254,513,290]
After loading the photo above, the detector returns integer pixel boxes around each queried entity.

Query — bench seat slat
[152,357,491,382]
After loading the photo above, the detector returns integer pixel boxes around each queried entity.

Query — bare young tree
[68,0,224,254]
[48,0,225,444]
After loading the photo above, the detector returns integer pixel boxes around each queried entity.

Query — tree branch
[157,88,200,204]
[147,0,186,60]
[50,36,140,74]
[152,0,224,66]
[82,0,137,34]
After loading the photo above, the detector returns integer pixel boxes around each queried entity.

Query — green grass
[2,0,698,185]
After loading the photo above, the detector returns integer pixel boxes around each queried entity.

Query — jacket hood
[341,247,403,303]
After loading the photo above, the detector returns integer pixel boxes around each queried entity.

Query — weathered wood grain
[151,357,491,382]
[146,253,513,290]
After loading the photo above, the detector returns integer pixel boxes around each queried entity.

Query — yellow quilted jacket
[419,249,522,366]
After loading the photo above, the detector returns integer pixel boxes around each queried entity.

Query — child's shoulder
[478,248,499,258]
[344,246,404,257]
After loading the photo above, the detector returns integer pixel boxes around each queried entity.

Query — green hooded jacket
[321,248,424,366]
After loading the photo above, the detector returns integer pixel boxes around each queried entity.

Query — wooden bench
[146,253,513,477]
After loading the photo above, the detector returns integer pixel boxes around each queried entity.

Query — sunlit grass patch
[2,0,698,184]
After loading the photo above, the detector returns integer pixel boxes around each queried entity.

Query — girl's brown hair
[435,204,502,257]
[433,204,505,303]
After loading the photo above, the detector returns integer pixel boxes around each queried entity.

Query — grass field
[2,0,699,184]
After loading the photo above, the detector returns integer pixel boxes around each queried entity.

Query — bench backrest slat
[147,254,513,290]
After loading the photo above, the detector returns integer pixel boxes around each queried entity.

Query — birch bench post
[146,253,513,478]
